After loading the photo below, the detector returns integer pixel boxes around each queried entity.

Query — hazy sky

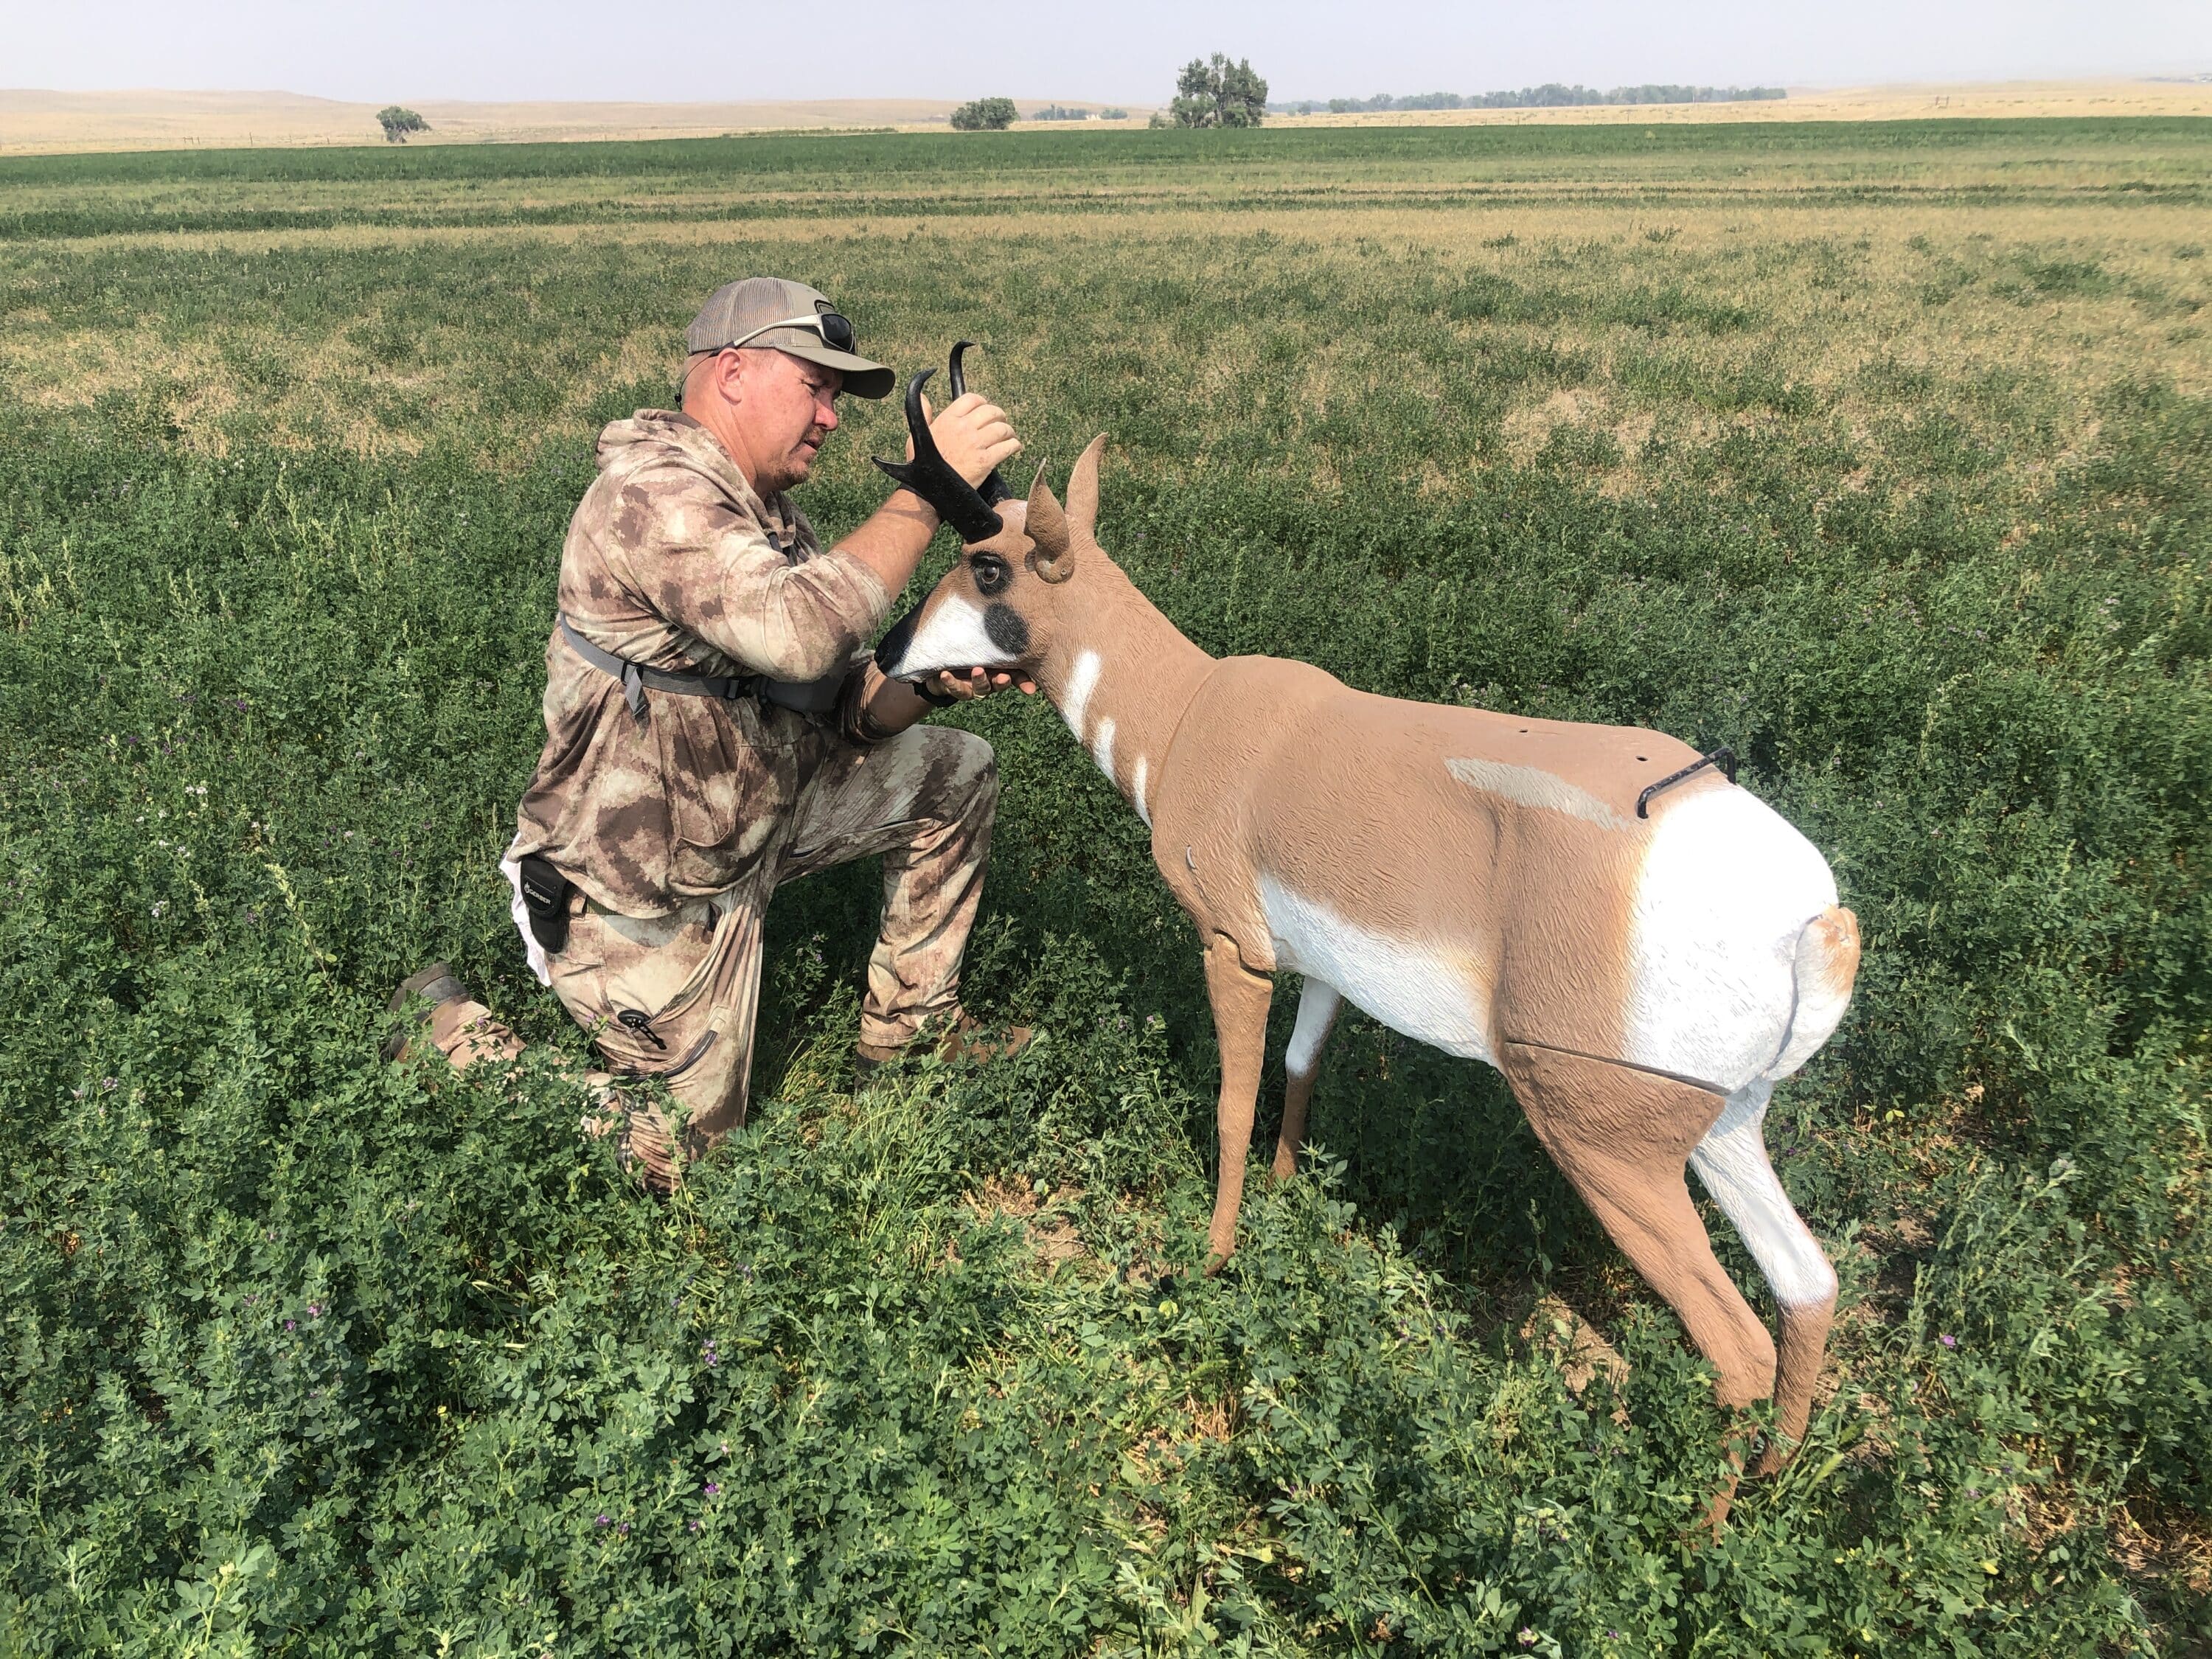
[9,1,2208,105]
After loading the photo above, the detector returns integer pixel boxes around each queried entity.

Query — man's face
[731,348,842,494]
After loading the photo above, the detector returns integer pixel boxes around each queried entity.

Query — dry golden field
[0,87,1150,154]
[6,78,2209,155]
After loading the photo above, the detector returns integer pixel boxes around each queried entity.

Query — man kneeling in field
[387,278,1032,1186]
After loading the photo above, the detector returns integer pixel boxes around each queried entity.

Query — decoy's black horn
[947,341,1014,508]
[872,366,1006,545]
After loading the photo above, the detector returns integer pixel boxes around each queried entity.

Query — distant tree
[1169,54,1268,128]
[376,105,428,144]
[1098,107,1129,120]
[1223,58,1269,124]
[1029,103,1091,121]
[950,97,1018,131]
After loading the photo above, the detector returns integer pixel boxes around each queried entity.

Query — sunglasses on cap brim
[718,311,858,355]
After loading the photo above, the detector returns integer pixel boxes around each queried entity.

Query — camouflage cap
[685,276,896,400]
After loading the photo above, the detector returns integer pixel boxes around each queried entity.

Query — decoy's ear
[1065,435,1107,541]
[1026,461,1074,582]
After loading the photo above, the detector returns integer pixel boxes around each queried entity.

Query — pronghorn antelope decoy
[873,376,1860,1475]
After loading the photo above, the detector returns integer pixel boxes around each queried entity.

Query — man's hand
[838,389,1021,641]
[852,661,1034,744]
[927,667,1037,702]
[914,392,1020,490]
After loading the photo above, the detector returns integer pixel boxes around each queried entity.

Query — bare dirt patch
[967,1176,1091,1273]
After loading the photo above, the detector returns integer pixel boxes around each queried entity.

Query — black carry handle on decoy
[1635,746,1738,819]
[872,342,1008,544]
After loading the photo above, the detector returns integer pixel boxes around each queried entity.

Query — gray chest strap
[558,613,759,720]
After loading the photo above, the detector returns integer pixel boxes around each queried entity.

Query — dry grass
[8,80,2208,158]
[10,194,2201,503]
[0,88,1164,156]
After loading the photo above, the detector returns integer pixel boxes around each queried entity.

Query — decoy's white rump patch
[1622,786,1840,1091]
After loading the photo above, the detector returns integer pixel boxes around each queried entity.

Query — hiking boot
[381,961,469,1062]
[853,1012,1034,1082]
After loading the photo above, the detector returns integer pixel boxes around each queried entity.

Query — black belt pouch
[517,855,573,954]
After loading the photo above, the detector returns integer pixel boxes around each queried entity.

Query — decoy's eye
[972,556,1011,597]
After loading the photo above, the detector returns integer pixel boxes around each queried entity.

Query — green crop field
[2,119,2208,1655]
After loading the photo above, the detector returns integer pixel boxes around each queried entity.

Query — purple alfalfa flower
[284,1319,296,1332]
[703,1481,720,1497]
[307,1302,322,1318]
[618,1521,630,1536]
[1940,1333,1958,1349]
[595,1514,611,1527]
[701,1339,719,1368]
[688,1519,702,1532]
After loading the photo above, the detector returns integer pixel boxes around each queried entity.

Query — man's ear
[715,349,745,405]
[681,350,731,411]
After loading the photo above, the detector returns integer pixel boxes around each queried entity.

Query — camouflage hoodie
[512,410,892,916]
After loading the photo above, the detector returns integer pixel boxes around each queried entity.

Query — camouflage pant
[430,723,998,1184]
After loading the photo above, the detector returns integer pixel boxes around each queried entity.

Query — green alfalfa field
[1,119,2208,1655]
